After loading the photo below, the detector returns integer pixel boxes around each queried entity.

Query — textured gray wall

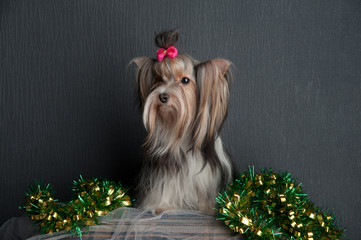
[1,0,360,239]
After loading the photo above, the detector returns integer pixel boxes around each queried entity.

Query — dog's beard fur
[133,54,234,213]
[143,77,196,157]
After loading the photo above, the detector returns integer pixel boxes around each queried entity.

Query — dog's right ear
[131,57,155,107]
[193,59,232,151]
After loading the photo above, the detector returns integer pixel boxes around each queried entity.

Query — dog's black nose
[159,93,169,103]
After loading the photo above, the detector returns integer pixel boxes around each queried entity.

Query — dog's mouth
[158,104,173,111]
[157,104,176,124]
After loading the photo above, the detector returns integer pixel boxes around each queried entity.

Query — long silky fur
[132,45,234,213]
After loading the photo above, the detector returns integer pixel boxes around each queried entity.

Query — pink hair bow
[156,46,178,61]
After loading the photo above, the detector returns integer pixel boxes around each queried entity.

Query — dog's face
[143,56,197,135]
[133,54,231,156]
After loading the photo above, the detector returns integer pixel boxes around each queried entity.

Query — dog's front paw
[154,208,166,215]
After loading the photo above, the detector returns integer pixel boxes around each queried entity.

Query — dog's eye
[181,77,190,84]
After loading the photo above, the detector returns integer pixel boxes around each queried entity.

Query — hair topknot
[155,30,179,49]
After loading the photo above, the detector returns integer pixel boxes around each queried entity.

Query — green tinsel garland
[21,176,132,237]
[216,167,344,239]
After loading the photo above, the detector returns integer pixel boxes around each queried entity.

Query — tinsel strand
[216,167,344,239]
[21,176,132,237]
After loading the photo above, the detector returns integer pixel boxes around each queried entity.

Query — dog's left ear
[131,57,155,108]
[193,58,232,150]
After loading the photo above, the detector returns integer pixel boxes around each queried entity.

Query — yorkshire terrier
[132,30,234,213]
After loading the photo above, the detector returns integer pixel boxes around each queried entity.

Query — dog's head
[132,30,232,156]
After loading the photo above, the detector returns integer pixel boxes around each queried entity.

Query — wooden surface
[0,0,360,238]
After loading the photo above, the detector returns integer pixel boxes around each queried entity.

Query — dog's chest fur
[138,137,231,213]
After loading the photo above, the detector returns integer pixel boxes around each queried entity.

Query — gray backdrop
[1,0,360,239]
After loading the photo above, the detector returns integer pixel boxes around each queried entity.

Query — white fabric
[27,207,241,240]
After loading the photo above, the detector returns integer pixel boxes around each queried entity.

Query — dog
[131,30,234,213]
